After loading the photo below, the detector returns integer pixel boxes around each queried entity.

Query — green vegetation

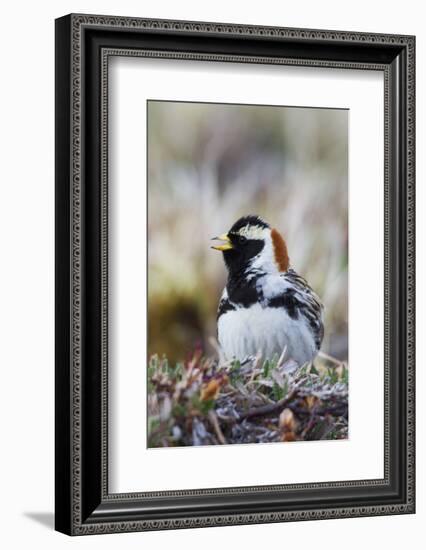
[147,348,348,447]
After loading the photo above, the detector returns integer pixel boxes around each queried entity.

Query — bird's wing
[274,269,324,350]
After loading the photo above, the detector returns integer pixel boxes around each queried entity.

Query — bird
[211,215,324,366]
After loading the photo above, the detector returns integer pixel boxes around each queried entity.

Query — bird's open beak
[211,233,234,251]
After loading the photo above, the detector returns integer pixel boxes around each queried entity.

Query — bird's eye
[237,235,247,244]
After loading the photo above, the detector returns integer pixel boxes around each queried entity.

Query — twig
[208,410,227,444]
[248,351,263,383]
[215,414,237,424]
[300,405,318,439]
[239,388,298,420]
[289,404,348,418]
[276,345,288,368]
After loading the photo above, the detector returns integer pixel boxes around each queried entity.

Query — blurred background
[147,101,348,364]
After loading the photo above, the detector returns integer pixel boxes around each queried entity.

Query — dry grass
[147,344,348,448]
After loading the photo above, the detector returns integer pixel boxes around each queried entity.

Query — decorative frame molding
[55,14,415,535]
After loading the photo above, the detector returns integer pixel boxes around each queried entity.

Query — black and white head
[211,215,289,276]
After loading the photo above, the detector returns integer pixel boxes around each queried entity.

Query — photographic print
[56,16,415,533]
[147,100,349,448]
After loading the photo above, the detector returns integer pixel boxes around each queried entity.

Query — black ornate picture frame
[55,13,415,535]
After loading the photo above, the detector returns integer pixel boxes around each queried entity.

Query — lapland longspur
[212,215,324,366]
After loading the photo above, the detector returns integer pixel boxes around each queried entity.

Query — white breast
[218,303,317,366]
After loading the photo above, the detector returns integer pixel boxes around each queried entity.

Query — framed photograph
[55,14,415,535]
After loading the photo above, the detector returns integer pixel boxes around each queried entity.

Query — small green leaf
[230,359,241,372]
[272,381,285,401]
[199,399,215,415]
[172,403,187,417]
[263,359,271,377]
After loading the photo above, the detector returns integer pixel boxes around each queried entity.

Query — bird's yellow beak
[211,233,234,251]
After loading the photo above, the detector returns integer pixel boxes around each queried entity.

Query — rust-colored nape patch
[271,228,289,272]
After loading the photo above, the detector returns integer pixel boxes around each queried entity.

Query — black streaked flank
[309,317,324,350]
[217,298,236,319]
[268,289,300,320]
